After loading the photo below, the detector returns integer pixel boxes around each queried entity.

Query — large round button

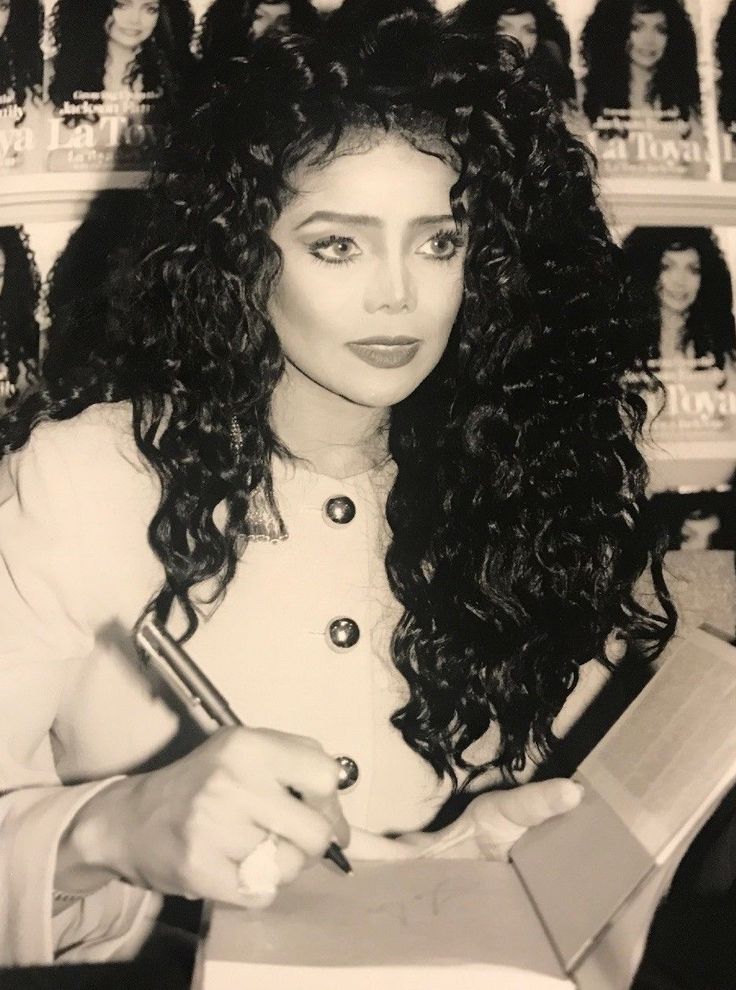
[323,496,356,525]
[335,755,360,790]
[326,617,360,650]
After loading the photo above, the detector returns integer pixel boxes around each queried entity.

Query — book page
[199,860,569,989]
[578,627,736,857]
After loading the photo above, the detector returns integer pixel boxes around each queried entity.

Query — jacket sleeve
[0,417,162,966]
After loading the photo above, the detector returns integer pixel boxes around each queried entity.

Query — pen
[135,616,353,875]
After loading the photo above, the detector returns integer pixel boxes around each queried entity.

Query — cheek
[269,265,349,344]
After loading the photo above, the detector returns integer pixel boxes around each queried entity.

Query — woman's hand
[397,778,584,861]
[56,726,349,908]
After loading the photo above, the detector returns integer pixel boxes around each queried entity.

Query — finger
[482,779,584,831]
[605,629,628,663]
[302,791,350,848]
[273,836,309,885]
[244,782,334,859]
[230,728,341,802]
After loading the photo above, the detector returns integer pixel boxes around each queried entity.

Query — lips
[350,336,420,346]
[347,339,421,369]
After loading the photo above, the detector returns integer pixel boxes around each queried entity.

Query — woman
[0,225,39,410]
[581,0,701,132]
[0,0,43,124]
[48,0,194,125]
[452,0,576,105]
[1,0,671,969]
[621,227,736,370]
[43,190,146,384]
[716,0,736,138]
[197,0,320,60]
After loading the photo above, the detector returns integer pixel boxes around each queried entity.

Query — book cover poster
[710,0,736,180]
[0,224,41,411]
[443,0,578,115]
[618,225,736,492]
[42,0,195,173]
[36,189,146,378]
[559,0,709,178]
[0,0,44,174]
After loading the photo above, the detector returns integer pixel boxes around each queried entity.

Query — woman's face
[627,9,668,71]
[268,135,467,412]
[0,1,10,41]
[251,1,291,38]
[496,11,538,57]
[106,0,160,50]
[658,247,701,314]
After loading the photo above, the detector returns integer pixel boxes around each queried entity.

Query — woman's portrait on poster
[580,0,702,139]
[0,225,39,410]
[621,227,736,373]
[0,0,43,125]
[451,0,576,107]
[196,0,320,64]
[43,190,146,384]
[48,0,195,126]
[716,1,736,139]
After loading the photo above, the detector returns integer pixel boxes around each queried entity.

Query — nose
[364,255,417,315]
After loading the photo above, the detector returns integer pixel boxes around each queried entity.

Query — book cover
[558,0,709,178]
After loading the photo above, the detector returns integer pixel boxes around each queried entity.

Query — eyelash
[307,228,466,267]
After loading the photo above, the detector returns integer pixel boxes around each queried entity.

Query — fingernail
[555,780,584,811]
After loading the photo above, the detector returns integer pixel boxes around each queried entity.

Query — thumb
[471,779,583,860]
[490,779,584,830]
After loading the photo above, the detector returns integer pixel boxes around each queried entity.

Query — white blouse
[0,402,613,966]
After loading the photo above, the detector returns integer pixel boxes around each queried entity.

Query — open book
[194,626,736,989]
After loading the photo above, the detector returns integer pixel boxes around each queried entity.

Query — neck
[659,305,687,358]
[105,38,139,76]
[270,362,389,479]
[629,62,654,110]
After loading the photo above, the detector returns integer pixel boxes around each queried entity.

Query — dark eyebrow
[294,211,458,230]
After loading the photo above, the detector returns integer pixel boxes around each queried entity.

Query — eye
[417,229,465,262]
[308,235,362,265]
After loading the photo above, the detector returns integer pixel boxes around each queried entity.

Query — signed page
[197,859,571,989]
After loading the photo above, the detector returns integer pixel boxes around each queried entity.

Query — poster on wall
[558,0,709,179]
[42,0,196,173]
[0,224,41,411]
[0,0,45,174]
[38,189,146,378]
[710,0,736,180]
[616,224,736,492]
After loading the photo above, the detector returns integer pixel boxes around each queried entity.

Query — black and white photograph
[1,4,736,990]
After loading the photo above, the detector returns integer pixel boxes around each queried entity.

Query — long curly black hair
[716,1,736,134]
[0,225,39,391]
[43,190,146,383]
[581,0,701,125]
[197,0,320,59]
[8,0,673,785]
[0,0,43,123]
[451,0,576,104]
[49,0,194,124]
[621,227,736,369]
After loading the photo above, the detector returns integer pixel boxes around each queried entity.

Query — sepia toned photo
[1,4,736,990]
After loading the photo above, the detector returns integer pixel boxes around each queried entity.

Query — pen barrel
[136,617,242,728]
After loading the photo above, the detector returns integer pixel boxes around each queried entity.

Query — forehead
[662,247,700,264]
[281,136,459,220]
[497,11,537,25]
[631,9,667,25]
